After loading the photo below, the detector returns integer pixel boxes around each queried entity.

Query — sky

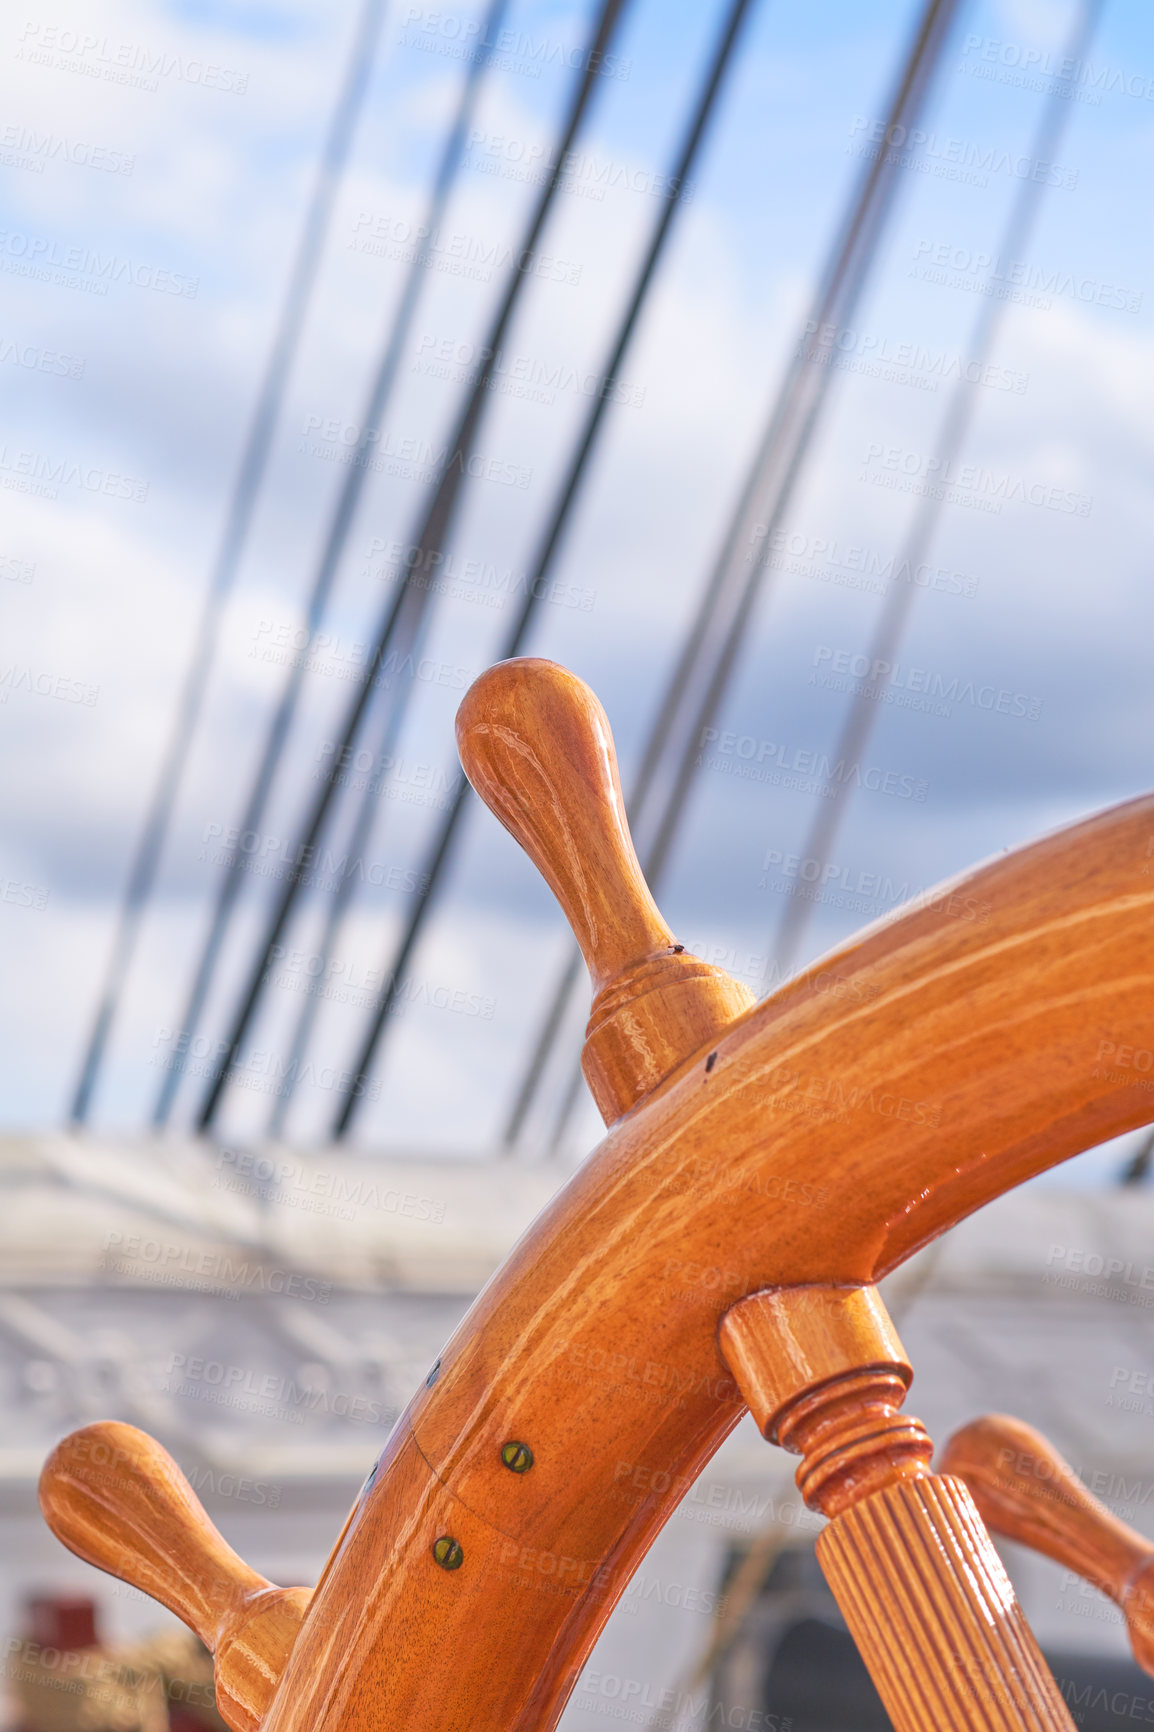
[2,0,1153,1178]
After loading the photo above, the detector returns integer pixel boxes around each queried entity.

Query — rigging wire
[328,0,760,1143]
[265,0,519,1140]
[68,0,389,1127]
[518,0,965,1154]
[154,0,512,1129]
[265,578,439,1138]
[196,0,631,1135]
[769,0,1105,978]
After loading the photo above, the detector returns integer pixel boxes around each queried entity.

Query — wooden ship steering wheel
[36,657,1154,1732]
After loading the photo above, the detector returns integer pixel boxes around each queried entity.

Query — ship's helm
[37,659,1154,1732]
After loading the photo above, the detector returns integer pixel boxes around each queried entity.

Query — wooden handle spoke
[942,1414,1154,1675]
[719,1291,1075,1731]
[456,658,753,1120]
[40,1422,310,1732]
[456,656,668,989]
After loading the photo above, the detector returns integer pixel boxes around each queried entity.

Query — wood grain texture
[46,660,1154,1732]
[456,658,753,1120]
[39,1422,310,1732]
[718,1284,911,1441]
[942,1414,1154,1674]
[720,1285,933,1519]
[720,1289,1071,1721]
[818,1475,1076,1731]
[259,773,1154,1732]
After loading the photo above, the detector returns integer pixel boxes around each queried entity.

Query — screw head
[501,1440,534,1474]
[425,1358,441,1388]
[432,1535,463,1570]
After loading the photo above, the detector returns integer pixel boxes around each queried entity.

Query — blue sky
[2,0,1153,1177]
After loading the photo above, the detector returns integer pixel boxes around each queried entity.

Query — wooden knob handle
[456,657,670,991]
[456,659,753,1121]
[40,1422,310,1732]
[941,1414,1154,1674]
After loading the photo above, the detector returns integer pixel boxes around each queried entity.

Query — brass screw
[432,1535,463,1570]
[501,1441,534,1473]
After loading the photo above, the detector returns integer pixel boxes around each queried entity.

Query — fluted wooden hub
[720,1286,1074,1731]
[820,1476,1075,1731]
[456,658,753,1120]
[777,1369,934,1517]
[720,1286,933,1515]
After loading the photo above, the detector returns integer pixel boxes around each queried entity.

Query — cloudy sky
[2,0,1153,1177]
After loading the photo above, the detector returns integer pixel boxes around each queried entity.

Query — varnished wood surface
[720,1285,933,1519]
[455,658,671,996]
[942,1414,1154,1674]
[456,658,753,1121]
[717,1286,1072,1723]
[819,1475,1075,1731]
[259,664,1154,1732]
[39,1423,310,1732]
[718,1283,911,1442]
